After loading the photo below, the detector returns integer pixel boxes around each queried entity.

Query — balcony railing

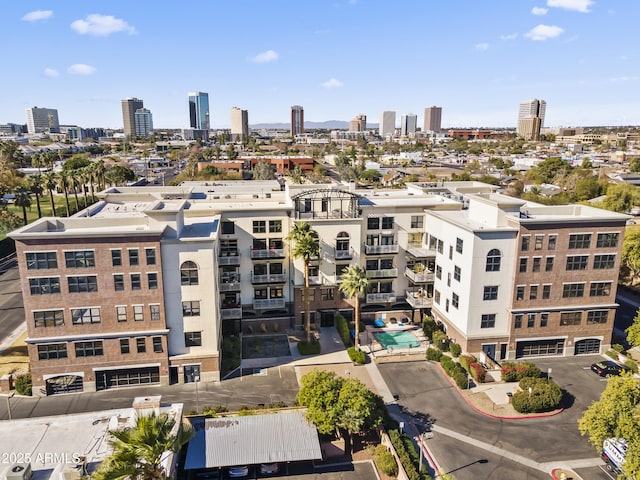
[251,248,285,259]
[218,254,240,266]
[253,298,286,310]
[252,273,286,284]
[366,268,398,279]
[365,244,399,255]
[220,281,241,292]
[406,291,433,308]
[334,248,353,260]
[220,308,242,319]
[405,245,435,258]
[404,268,435,283]
[366,292,396,303]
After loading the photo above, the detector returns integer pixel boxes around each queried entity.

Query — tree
[56,172,71,216]
[252,159,275,180]
[338,265,369,350]
[288,164,305,184]
[94,412,194,480]
[43,172,58,216]
[62,155,91,171]
[105,165,135,186]
[599,183,640,214]
[622,227,640,285]
[28,174,44,218]
[13,184,32,225]
[286,222,319,343]
[626,309,640,347]
[525,157,572,184]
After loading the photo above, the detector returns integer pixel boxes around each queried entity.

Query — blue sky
[1,0,638,129]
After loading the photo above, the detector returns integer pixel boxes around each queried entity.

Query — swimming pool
[373,330,421,349]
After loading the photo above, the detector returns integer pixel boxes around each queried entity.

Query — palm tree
[28,173,44,218]
[93,412,194,480]
[339,265,369,350]
[56,172,71,217]
[286,221,319,343]
[70,171,81,212]
[43,172,58,216]
[13,185,32,225]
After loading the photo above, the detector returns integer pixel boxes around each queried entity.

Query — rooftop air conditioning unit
[6,464,32,480]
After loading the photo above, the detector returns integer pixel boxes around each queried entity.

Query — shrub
[202,405,228,417]
[612,343,624,353]
[449,342,462,357]
[440,356,455,375]
[14,373,32,396]
[624,360,638,373]
[501,361,541,382]
[606,349,619,359]
[347,347,366,364]
[453,371,469,389]
[297,340,321,355]
[422,317,438,341]
[511,378,562,413]
[459,354,476,372]
[432,330,450,352]
[374,448,398,476]
[388,429,431,480]
[469,362,486,383]
[426,347,443,361]
[335,314,351,347]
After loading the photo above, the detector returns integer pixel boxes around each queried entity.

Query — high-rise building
[517,99,546,139]
[121,98,144,138]
[400,113,417,137]
[349,114,366,132]
[379,111,396,137]
[517,117,542,141]
[230,107,249,141]
[188,92,210,130]
[134,108,153,137]
[290,105,304,136]
[424,106,442,132]
[25,107,60,134]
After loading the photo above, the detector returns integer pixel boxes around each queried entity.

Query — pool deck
[361,323,428,357]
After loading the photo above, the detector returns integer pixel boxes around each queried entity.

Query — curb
[435,362,564,420]
[551,467,583,480]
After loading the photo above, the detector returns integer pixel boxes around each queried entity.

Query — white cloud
[531,6,549,15]
[250,50,279,63]
[524,24,564,41]
[22,10,53,22]
[500,33,518,40]
[547,0,594,13]
[70,14,136,36]
[322,78,343,88]
[610,76,639,83]
[67,64,96,75]
[475,43,489,51]
[43,68,59,78]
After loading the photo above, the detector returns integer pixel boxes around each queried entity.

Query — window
[128,249,139,266]
[596,232,619,248]
[452,292,459,309]
[483,286,498,301]
[29,277,61,295]
[367,217,380,230]
[221,221,235,235]
[437,240,444,254]
[514,315,522,329]
[111,250,122,266]
[481,314,495,328]
[131,274,141,290]
[428,236,438,251]
[530,285,538,300]
[408,232,422,246]
[254,288,268,299]
[180,261,199,285]
[133,305,144,322]
[594,254,615,269]
[220,239,238,257]
[145,248,156,265]
[185,332,202,347]
[434,290,441,304]
[270,287,284,298]
[65,251,95,268]
[445,298,449,312]
[68,276,98,293]
[150,304,161,321]
[120,339,130,354]
[562,283,585,298]
[435,265,442,280]
[534,235,544,250]
[590,282,612,297]
[136,338,146,353]
[336,264,349,277]
[516,286,525,301]
[532,257,541,272]
[540,313,548,327]
[75,340,103,357]
[566,255,589,271]
[411,216,424,229]
[527,313,536,328]
[114,274,124,291]
[542,284,551,299]
[447,272,451,287]
[485,249,501,272]
[116,306,127,322]
[519,257,528,273]
[545,257,554,272]
[153,336,163,353]
[148,273,158,289]
[71,307,101,325]
[449,246,453,260]
[381,217,394,229]
[454,265,461,282]
[521,235,530,251]
[26,252,57,270]
[269,220,282,233]
[321,288,334,300]
[253,220,266,233]
[548,235,557,250]
[182,301,200,316]
[569,233,591,249]
[456,238,463,254]
[34,310,64,327]
[302,288,315,302]
[587,310,608,325]
[560,312,582,326]
[38,343,67,360]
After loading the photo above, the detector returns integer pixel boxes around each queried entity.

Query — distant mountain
[251,120,379,130]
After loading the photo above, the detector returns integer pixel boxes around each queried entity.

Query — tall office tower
[230,107,249,141]
[517,117,542,141]
[25,107,60,134]
[134,108,153,137]
[424,106,442,132]
[349,114,367,132]
[291,105,304,136]
[517,99,546,139]
[188,92,210,130]
[121,98,144,138]
[400,113,417,137]
[379,111,396,137]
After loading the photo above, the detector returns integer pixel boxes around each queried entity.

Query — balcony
[334,247,353,260]
[220,308,242,320]
[365,244,399,255]
[406,245,436,259]
[366,268,398,279]
[219,253,240,266]
[252,273,286,284]
[251,248,285,259]
[253,298,286,310]
[366,292,396,303]
[404,267,435,283]
[406,290,433,308]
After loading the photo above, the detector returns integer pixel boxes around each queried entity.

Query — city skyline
[2,1,640,129]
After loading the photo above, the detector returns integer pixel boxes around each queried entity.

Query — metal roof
[184,410,322,470]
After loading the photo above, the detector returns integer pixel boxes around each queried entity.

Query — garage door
[96,366,160,391]
[516,339,564,358]
[46,375,84,395]
[574,338,601,355]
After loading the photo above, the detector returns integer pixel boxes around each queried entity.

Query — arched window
[486,249,501,272]
[336,232,350,255]
[180,261,199,286]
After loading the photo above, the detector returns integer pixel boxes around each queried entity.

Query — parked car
[259,463,279,475]
[590,360,630,377]
[191,468,220,480]
[227,466,249,478]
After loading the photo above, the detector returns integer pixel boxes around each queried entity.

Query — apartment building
[10,181,627,396]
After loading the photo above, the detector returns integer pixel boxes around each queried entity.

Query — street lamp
[418,431,433,473]
[6,392,15,420]
[194,375,201,414]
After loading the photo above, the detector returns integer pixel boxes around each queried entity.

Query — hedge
[347,347,366,364]
[335,314,351,347]
[440,356,470,389]
[511,377,562,413]
[449,342,462,357]
[297,340,321,355]
[388,429,432,480]
[426,347,443,361]
[15,373,32,396]
[469,362,486,383]
[373,445,397,476]
[432,330,450,352]
[459,355,476,372]
[501,361,541,382]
